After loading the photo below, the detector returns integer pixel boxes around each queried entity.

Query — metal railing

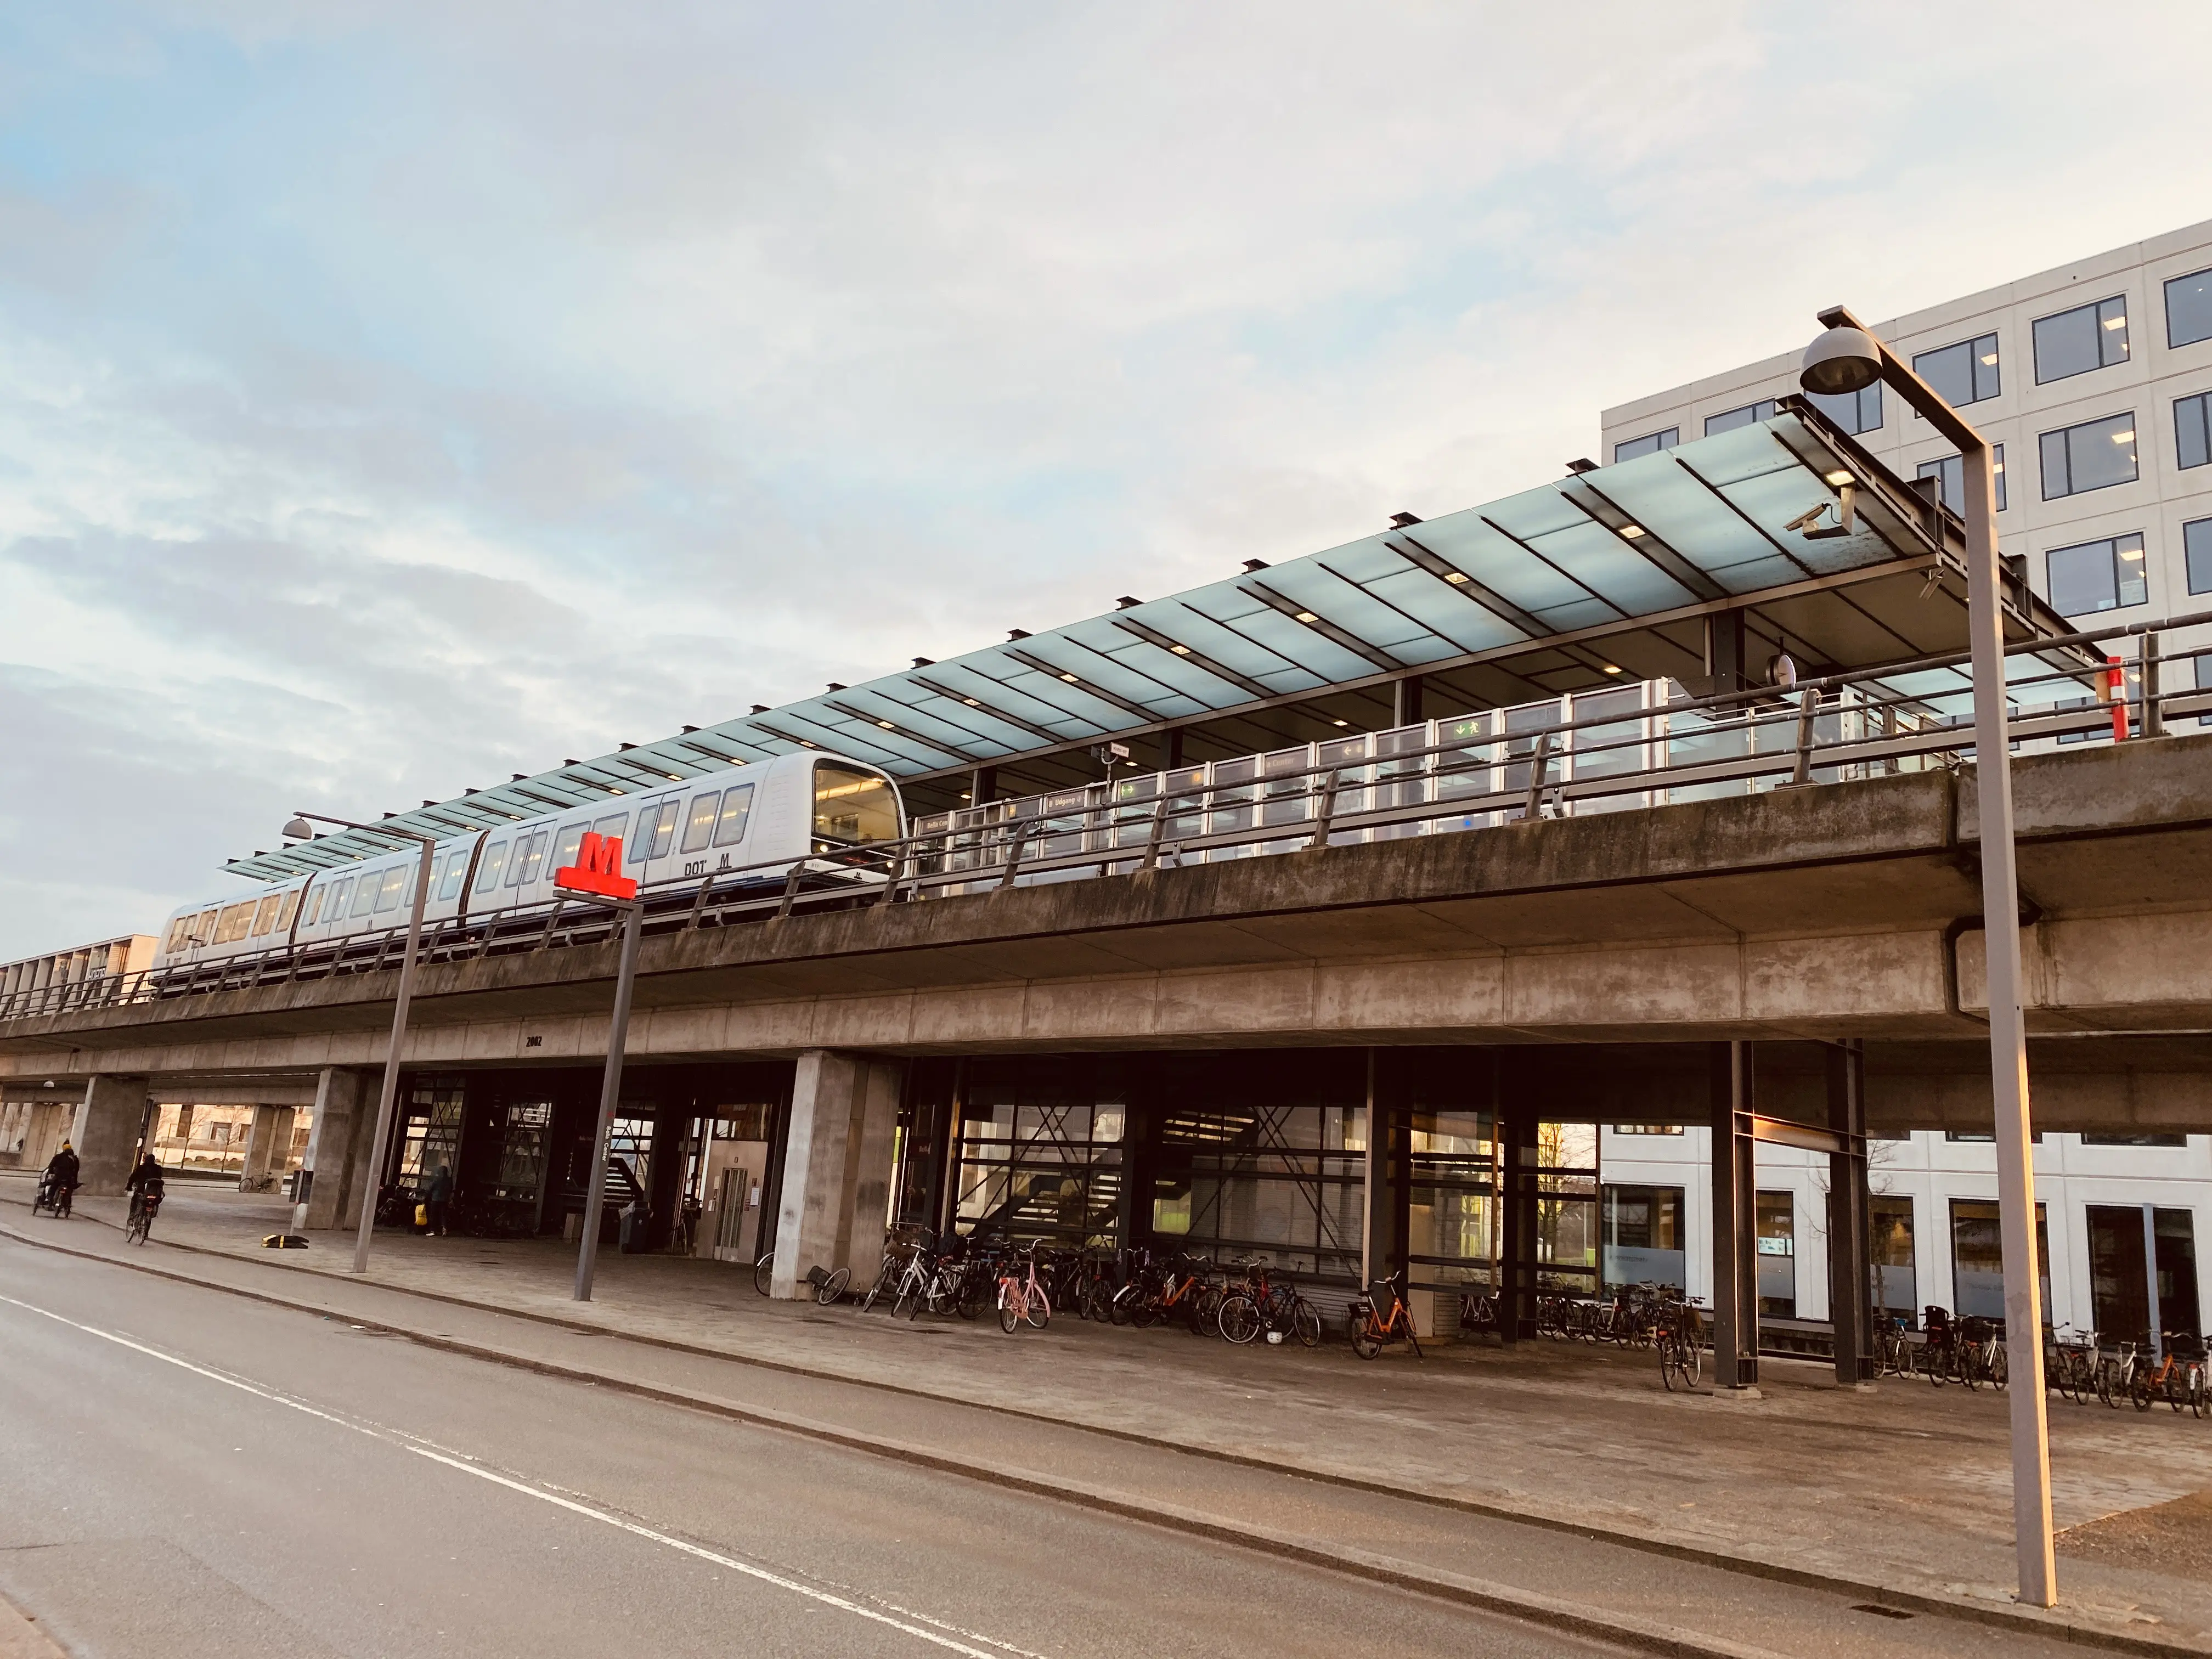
[5,606,2208,1025]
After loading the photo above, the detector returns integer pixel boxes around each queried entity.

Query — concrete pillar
[840,1060,905,1289]
[295,1068,376,1230]
[1826,1040,1875,1386]
[1392,674,1425,728]
[240,1104,298,1193]
[1711,1041,1760,1390]
[71,1076,150,1197]
[771,1051,865,1298]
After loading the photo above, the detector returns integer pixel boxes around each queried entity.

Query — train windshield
[812,764,900,845]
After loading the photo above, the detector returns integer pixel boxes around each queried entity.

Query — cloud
[4,1,2212,956]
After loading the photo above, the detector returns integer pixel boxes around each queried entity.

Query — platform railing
[5,607,2208,1024]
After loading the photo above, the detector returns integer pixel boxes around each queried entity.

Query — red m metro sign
[554,832,640,900]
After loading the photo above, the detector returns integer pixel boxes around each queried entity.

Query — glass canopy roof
[225,400,2084,881]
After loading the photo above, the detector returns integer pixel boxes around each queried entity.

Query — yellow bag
[415,1203,429,1228]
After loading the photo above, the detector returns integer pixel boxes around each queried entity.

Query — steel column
[1709,1041,1758,1389]
[572,898,645,1301]
[1499,1095,1539,1341]
[1825,1039,1874,1385]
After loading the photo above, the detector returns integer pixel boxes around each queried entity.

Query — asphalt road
[0,1243,1623,1659]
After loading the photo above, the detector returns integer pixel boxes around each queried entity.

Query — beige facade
[1602,219,2212,672]
[0,934,157,1006]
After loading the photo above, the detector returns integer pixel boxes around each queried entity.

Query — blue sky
[5,2,2212,958]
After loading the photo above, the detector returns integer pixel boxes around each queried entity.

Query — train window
[438,850,469,901]
[250,895,284,936]
[374,865,408,912]
[633,800,680,861]
[215,901,257,944]
[713,785,754,847]
[681,792,720,854]
[164,917,191,953]
[592,813,630,858]
[302,887,324,927]
[475,841,509,893]
[352,872,382,917]
[320,879,351,922]
[508,830,548,887]
[553,821,589,873]
[276,890,302,931]
[812,764,899,844]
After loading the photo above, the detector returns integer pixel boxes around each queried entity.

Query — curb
[0,1210,2192,1658]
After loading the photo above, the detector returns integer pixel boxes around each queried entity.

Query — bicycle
[2048,1326,2101,1403]
[862,1231,930,1313]
[1349,1267,1424,1361]
[32,1173,74,1220]
[2132,1335,2208,1415]
[1459,1288,1499,1338]
[125,1187,162,1245]
[1874,1313,1915,1379]
[754,1250,775,1296]
[1655,1297,1703,1392]
[997,1241,1053,1334]
[2096,1337,2142,1408]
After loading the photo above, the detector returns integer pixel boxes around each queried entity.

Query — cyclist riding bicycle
[40,1142,81,1217]
[125,1152,167,1223]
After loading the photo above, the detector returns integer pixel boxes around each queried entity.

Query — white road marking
[0,1290,1045,1659]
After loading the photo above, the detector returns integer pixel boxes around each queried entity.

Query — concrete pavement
[4,1175,2208,1654]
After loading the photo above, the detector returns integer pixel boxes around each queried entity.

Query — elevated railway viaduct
[6,732,2211,1375]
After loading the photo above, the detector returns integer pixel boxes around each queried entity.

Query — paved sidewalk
[5,1173,2208,1650]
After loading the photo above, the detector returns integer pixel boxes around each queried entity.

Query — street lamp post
[571,894,644,1302]
[1799,309,2055,1607]
[281,811,437,1277]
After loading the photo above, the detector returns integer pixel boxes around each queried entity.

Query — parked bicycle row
[1874,1308,2209,1415]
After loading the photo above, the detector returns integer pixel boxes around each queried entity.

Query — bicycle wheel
[754,1252,774,1296]
[1217,1293,1262,1346]
[999,1286,1020,1334]
[958,1271,993,1321]
[815,1266,850,1306]
[860,1262,893,1313]
[1352,1322,1382,1360]
[1988,1344,2007,1391]
[1128,1294,1160,1330]
[2132,1370,2155,1412]
[1025,1286,1051,1330]
[1291,1298,1321,1349]
[895,1280,922,1321]
[1660,1338,1684,1392]
[1085,1282,1114,1323]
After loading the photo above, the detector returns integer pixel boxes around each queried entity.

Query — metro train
[153,751,905,973]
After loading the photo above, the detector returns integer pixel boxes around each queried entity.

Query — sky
[5,2,2211,960]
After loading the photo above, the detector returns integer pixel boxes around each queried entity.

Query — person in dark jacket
[425,1164,454,1237]
[42,1143,81,1216]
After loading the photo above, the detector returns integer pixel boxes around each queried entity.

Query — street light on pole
[281,810,437,1277]
[1798,309,2056,1608]
[545,828,646,1303]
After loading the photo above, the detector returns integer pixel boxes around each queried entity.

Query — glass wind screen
[813,764,899,843]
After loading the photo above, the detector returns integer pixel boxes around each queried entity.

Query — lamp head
[281,815,316,841]
[1800,325,1882,396]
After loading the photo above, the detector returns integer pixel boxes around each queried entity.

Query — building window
[2166,266,2212,349]
[2080,1132,2187,1147]
[2045,532,2148,616]
[1871,1197,1917,1322]
[2039,411,2139,499]
[2176,391,2211,471]
[1704,399,1778,436]
[1916,444,2008,516]
[1614,428,1678,462]
[1950,1198,2049,1322]
[2187,519,2212,595]
[1807,383,1882,435]
[1912,332,2001,407]
[1602,1185,1685,1291]
[1756,1190,1795,1317]
[2033,294,2130,383]
[1610,1124,1684,1135]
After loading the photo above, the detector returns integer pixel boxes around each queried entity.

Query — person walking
[425,1163,454,1237]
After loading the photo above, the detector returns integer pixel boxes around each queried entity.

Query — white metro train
[153,752,905,972]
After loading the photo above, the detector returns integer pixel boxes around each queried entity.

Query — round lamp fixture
[1799,326,1882,396]
[281,815,316,840]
